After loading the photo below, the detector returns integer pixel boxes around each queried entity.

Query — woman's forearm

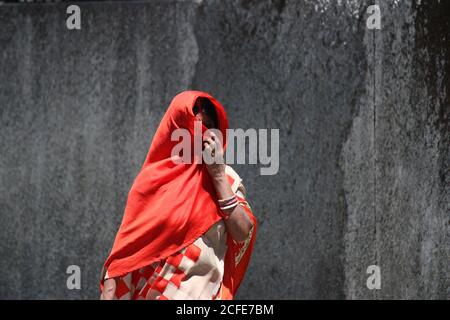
[212,174,253,243]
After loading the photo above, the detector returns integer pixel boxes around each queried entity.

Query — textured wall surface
[0,0,448,299]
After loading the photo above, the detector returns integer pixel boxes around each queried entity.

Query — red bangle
[218,195,238,210]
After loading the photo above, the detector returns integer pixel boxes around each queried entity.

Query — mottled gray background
[0,0,448,299]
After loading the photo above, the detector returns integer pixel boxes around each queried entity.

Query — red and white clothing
[101,165,254,300]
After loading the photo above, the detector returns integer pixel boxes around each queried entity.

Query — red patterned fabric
[106,241,215,300]
[102,186,256,300]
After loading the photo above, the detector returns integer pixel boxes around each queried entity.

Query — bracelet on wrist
[218,194,238,219]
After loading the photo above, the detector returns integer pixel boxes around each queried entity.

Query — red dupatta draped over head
[100,90,257,299]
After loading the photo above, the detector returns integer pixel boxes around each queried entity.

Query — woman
[100,91,257,300]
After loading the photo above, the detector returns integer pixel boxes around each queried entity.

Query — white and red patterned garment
[102,165,253,300]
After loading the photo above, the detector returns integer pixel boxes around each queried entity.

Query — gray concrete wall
[0,0,448,299]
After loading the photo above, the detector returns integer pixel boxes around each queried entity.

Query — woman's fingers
[203,141,215,151]
[204,144,214,158]
[203,137,217,153]
[204,134,222,149]
[204,142,212,150]
[203,133,223,159]
[203,136,214,145]
[205,131,220,144]
[102,278,117,300]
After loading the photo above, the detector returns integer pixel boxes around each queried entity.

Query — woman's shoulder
[224,165,246,198]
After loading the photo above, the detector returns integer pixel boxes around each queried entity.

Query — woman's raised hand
[203,131,225,179]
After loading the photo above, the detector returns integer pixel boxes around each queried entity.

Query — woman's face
[193,100,218,129]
